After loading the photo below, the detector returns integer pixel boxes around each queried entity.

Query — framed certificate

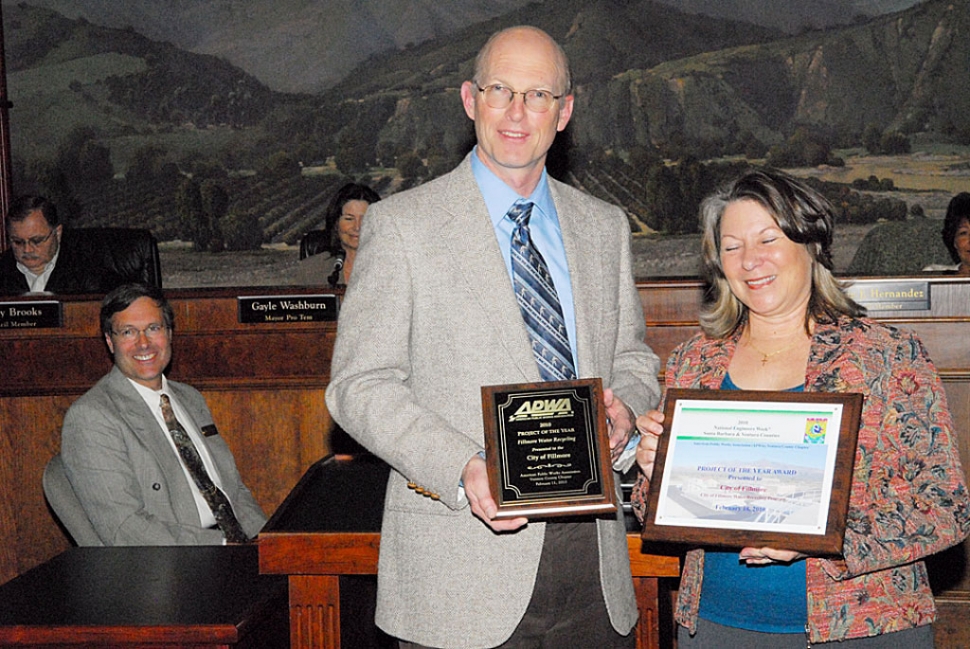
[481,378,616,519]
[640,389,863,555]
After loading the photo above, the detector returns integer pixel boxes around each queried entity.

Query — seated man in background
[0,196,132,295]
[1,195,64,294]
[61,283,266,545]
[0,195,126,295]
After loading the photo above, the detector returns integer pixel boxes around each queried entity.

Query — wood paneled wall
[1,278,969,644]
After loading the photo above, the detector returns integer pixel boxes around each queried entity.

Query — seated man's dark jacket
[0,232,127,296]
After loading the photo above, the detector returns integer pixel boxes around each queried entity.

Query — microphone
[327,252,346,287]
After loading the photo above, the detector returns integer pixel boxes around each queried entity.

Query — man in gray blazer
[326,26,661,648]
[61,284,266,545]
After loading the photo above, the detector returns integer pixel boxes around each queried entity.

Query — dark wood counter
[0,545,287,647]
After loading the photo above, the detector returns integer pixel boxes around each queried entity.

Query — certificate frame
[481,378,616,520]
[640,388,863,555]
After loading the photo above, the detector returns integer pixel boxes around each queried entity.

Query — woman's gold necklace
[745,333,804,367]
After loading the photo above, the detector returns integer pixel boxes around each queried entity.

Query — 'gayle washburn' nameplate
[237,294,338,323]
[481,378,616,519]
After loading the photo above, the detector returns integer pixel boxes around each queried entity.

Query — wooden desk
[0,545,288,648]
[259,455,680,649]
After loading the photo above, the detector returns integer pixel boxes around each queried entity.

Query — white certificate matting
[654,399,845,535]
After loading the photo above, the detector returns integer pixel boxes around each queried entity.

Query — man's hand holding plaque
[462,452,529,532]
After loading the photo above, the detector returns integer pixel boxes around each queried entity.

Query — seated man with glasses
[0,195,126,295]
[60,283,267,545]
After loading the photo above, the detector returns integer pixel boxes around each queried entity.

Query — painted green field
[790,150,970,195]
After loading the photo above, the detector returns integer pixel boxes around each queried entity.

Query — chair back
[299,230,330,260]
[70,227,162,288]
[43,454,104,546]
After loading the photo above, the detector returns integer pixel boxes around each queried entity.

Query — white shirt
[16,247,60,293]
[127,375,227,529]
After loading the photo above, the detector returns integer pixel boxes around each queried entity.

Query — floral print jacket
[631,316,970,643]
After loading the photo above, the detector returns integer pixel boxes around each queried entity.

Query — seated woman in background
[940,192,970,276]
[294,182,381,286]
[633,168,970,648]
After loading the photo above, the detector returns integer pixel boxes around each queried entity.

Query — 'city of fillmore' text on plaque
[481,378,616,519]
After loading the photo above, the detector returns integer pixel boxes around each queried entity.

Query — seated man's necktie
[509,200,576,382]
[159,394,249,543]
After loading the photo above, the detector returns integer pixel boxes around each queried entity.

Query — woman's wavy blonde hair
[698,168,865,339]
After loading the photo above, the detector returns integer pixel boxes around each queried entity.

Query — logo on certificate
[804,418,828,444]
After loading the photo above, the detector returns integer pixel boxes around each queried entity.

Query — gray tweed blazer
[61,366,266,545]
[326,153,661,648]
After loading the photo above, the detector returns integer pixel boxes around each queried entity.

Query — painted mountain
[0,0,963,249]
[8,0,923,92]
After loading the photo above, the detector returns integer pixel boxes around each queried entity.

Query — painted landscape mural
[2,0,967,285]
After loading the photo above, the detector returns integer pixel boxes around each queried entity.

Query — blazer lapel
[436,159,541,382]
[551,182,602,378]
[167,382,230,479]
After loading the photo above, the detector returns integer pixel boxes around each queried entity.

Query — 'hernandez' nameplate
[237,294,338,323]
[640,389,863,555]
[844,280,930,312]
[481,378,616,519]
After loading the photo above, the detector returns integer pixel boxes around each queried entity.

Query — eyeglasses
[111,323,169,343]
[476,84,564,113]
[9,229,56,249]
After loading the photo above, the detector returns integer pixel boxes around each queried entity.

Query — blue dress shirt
[470,148,579,371]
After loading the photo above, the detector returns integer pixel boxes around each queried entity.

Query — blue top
[470,148,579,370]
[698,373,808,633]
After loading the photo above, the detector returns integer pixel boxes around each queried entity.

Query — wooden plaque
[481,378,616,519]
[640,388,863,555]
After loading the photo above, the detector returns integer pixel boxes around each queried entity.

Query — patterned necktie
[159,394,249,543]
[509,201,577,382]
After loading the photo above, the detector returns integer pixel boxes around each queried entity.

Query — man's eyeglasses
[9,229,56,249]
[111,323,169,343]
[476,84,564,113]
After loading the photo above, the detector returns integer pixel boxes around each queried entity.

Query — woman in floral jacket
[632,169,970,648]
